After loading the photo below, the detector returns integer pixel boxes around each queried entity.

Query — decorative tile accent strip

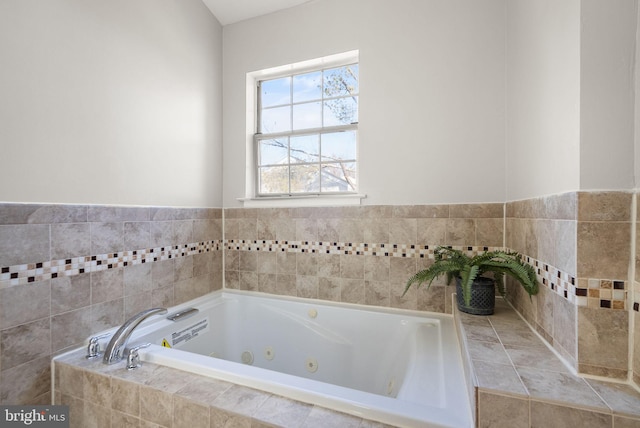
[0,240,222,289]
[224,239,496,258]
[0,236,630,310]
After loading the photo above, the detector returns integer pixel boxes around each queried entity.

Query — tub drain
[241,351,254,365]
[305,357,318,373]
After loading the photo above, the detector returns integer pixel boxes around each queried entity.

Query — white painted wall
[0,0,223,207]
[580,0,636,191]
[222,0,507,207]
[505,0,581,201]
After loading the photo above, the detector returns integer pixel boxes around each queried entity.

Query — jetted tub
[97,291,472,427]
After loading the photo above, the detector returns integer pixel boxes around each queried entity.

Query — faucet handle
[126,343,151,370]
[85,333,112,359]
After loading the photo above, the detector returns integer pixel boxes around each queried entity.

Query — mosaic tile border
[0,237,633,310]
[226,239,629,311]
[0,240,221,288]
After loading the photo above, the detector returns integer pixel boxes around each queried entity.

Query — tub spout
[103,307,167,365]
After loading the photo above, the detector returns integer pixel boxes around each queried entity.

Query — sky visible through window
[257,64,358,195]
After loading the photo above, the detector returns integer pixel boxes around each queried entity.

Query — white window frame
[240,51,365,208]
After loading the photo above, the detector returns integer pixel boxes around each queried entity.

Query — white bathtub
[105,291,472,428]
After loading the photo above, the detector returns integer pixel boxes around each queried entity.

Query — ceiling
[202,0,314,26]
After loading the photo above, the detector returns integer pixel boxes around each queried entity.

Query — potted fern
[404,246,539,315]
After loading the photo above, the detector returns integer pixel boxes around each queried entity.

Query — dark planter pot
[456,276,495,315]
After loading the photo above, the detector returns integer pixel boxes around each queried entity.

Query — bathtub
[100,291,472,428]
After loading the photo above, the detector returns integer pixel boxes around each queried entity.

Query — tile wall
[1,192,637,406]
[505,191,633,379]
[0,203,223,405]
[223,204,505,313]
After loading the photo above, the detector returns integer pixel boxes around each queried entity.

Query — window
[254,57,359,197]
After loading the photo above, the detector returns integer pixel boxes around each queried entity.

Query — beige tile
[276,273,296,296]
[257,218,276,240]
[1,317,50,370]
[83,370,111,407]
[210,407,252,428]
[83,400,111,428]
[296,252,317,276]
[124,221,151,251]
[362,218,389,244]
[364,280,390,307]
[175,255,195,281]
[238,251,257,272]
[256,252,277,274]
[240,271,258,291]
[301,406,362,428]
[91,222,124,254]
[577,222,630,279]
[276,251,297,274]
[173,396,209,428]
[238,218,257,241]
[56,363,85,398]
[176,377,233,406]
[51,222,91,260]
[578,306,628,371]
[389,218,416,245]
[478,391,528,428]
[316,254,340,277]
[318,277,341,302]
[614,415,640,428]
[296,218,318,242]
[111,410,140,428]
[416,218,447,246]
[0,224,50,267]
[416,284,445,313]
[505,344,570,373]
[51,273,91,316]
[258,273,276,294]
[140,386,173,427]
[340,279,365,304]
[51,307,92,353]
[466,340,510,364]
[578,191,632,222]
[586,379,640,419]
[253,395,312,427]
[340,255,364,279]
[542,192,577,220]
[517,367,606,408]
[476,218,504,247]
[123,263,152,296]
[0,280,51,330]
[111,377,140,416]
[446,218,475,246]
[449,203,503,219]
[364,255,389,281]
[91,267,124,304]
[212,385,270,416]
[296,275,318,298]
[472,360,526,395]
[530,400,611,428]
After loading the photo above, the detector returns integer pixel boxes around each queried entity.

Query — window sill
[238,194,367,208]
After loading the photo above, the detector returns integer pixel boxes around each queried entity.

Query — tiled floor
[456,298,640,427]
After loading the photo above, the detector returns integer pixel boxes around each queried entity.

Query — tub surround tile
[530,400,612,428]
[473,360,528,395]
[301,406,363,428]
[457,298,640,428]
[477,391,529,428]
[253,395,312,427]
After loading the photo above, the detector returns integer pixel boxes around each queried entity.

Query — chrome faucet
[103,307,167,365]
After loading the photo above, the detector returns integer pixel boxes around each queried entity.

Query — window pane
[293,102,322,130]
[321,131,356,162]
[293,71,322,103]
[261,77,291,107]
[259,166,289,194]
[321,162,356,192]
[290,134,319,163]
[260,105,291,133]
[323,65,359,98]
[291,164,320,193]
[323,96,358,127]
[259,138,288,166]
